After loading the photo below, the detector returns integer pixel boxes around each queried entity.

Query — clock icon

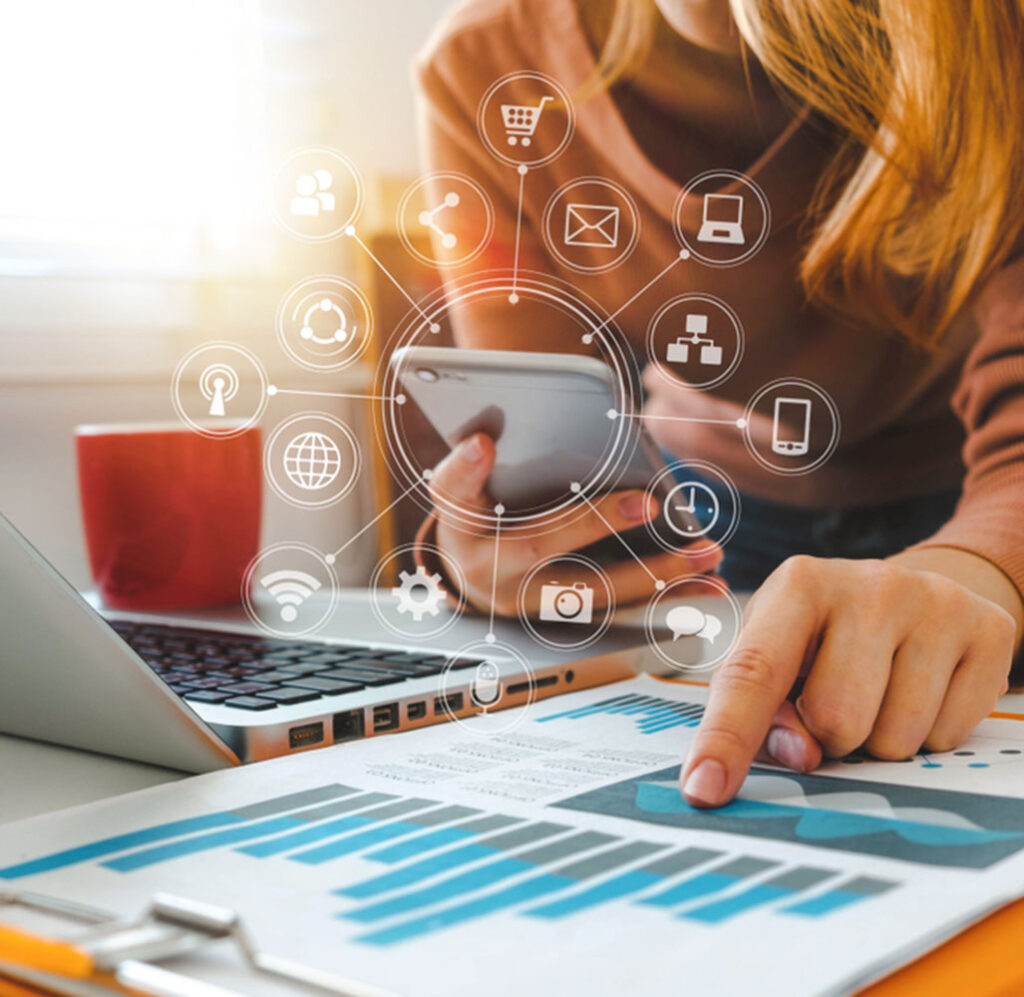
[665,480,719,538]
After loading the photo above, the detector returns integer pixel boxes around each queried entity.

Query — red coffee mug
[76,423,262,611]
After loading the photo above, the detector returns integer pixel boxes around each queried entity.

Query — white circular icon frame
[673,169,771,269]
[275,275,374,373]
[273,146,365,243]
[171,340,268,440]
[743,378,842,476]
[241,541,338,638]
[476,71,576,169]
[644,574,742,673]
[397,171,496,268]
[264,412,362,509]
[645,459,742,556]
[369,543,467,641]
[645,292,745,392]
[516,553,616,652]
[541,176,641,275]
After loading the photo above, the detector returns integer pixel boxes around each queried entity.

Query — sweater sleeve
[912,256,1024,597]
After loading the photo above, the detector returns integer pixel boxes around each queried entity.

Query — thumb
[428,433,496,517]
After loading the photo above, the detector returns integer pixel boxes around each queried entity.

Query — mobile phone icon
[771,397,812,456]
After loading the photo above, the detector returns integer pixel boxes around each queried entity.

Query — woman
[411,0,1024,807]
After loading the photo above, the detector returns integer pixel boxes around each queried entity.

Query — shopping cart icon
[500,94,554,146]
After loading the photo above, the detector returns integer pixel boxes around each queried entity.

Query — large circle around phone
[380,273,651,538]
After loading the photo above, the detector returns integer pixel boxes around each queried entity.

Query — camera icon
[539,581,594,625]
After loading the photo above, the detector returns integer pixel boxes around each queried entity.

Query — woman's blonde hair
[596,0,1024,345]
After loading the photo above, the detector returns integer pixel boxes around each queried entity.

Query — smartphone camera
[539,582,594,625]
[416,367,439,382]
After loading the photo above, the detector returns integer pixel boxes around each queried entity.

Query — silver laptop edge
[0,513,648,772]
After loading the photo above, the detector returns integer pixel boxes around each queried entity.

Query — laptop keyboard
[109,620,481,712]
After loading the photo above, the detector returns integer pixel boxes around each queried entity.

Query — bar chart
[537,692,705,734]
[0,778,902,949]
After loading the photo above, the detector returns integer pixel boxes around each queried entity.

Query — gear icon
[392,565,447,621]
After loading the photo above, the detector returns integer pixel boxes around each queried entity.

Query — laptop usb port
[333,709,365,743]
[373,703,400,732]
[288,721,325,749]
[434,693,463,716]
[407,701,427,721]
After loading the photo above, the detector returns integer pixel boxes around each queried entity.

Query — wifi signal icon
[260,569,322,623]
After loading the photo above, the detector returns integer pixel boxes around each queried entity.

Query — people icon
[290,169,335,217]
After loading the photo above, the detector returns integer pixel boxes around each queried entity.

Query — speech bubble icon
[697,613,722,643]
[666,605,706,641]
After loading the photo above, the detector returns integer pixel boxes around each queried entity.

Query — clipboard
[0,887,393,997]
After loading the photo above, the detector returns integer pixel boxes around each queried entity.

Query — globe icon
[283,431,343,490]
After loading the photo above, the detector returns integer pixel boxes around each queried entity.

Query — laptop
[697,193,745,245]
[0,513,647,772]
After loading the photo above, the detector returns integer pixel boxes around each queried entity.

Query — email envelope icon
[564,203,621,248]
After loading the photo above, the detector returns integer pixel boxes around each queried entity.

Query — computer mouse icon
[471,661,501,710]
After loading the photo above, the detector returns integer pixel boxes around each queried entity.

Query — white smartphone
[391,346,700,559]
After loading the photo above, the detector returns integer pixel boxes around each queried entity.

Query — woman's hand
[429,433,722,616]
[680,555,1018,808]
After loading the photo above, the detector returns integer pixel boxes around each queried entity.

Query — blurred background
[0,0,455,590]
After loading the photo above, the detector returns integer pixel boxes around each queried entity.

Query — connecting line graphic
[571,484,665,591]
[486,506,505,641]
[509,165,528,304]
[585,251,690,346]
[345,227,442,334]
[267,386,399,404]
[330,476,425,562]
[613,411,747,430]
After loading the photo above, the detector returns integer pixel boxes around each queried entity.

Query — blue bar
[237,815,369,858]
[102,817,301,872]
[343,857,533,922]
[683,884,793,923]
[356,873,571,946]
[537,695,639,722]
[364,826,474,865]
[0,814,241,880]
[784,889,872,917]
[642,715,703,733]
[336,842,499,899]
[526,870,662,918]
[638,871,741,907]
[291,821,422,864]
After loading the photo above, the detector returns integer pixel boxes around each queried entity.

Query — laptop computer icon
[697,193,745,245]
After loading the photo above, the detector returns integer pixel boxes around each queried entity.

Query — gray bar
[765,866,836,891]
[230,784,358,820]
[516,831,617,867]
[457,814,521,835]
[642,847,723,877]
[838,876,899,897]
[558,841,666,880]
[354,798,438,822]
[293,792,397,823]
[477,822,570,852]
[408,805,479,828]
[715,856,779,879]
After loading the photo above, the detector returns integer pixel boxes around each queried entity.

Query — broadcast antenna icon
[199,364,239,417]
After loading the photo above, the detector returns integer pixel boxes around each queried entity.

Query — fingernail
[682,759,727,806]
[619,492,649,522]
[766,727,809,771]
[460,436,486,463]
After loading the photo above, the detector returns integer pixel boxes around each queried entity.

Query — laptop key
[220,681,275,695]
[284,677,365,694]
[279,661,333,675]
[224,696,277,711]
[319,668,406,687]
[255,687,323,705]
[248,670,300,684]
[182,690,233,704]
[179,677,226,690]
[295,653,356,665]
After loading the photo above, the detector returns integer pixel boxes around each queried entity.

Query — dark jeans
[672,464,962,591]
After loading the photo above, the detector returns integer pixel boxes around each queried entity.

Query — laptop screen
[703,194,743,224]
